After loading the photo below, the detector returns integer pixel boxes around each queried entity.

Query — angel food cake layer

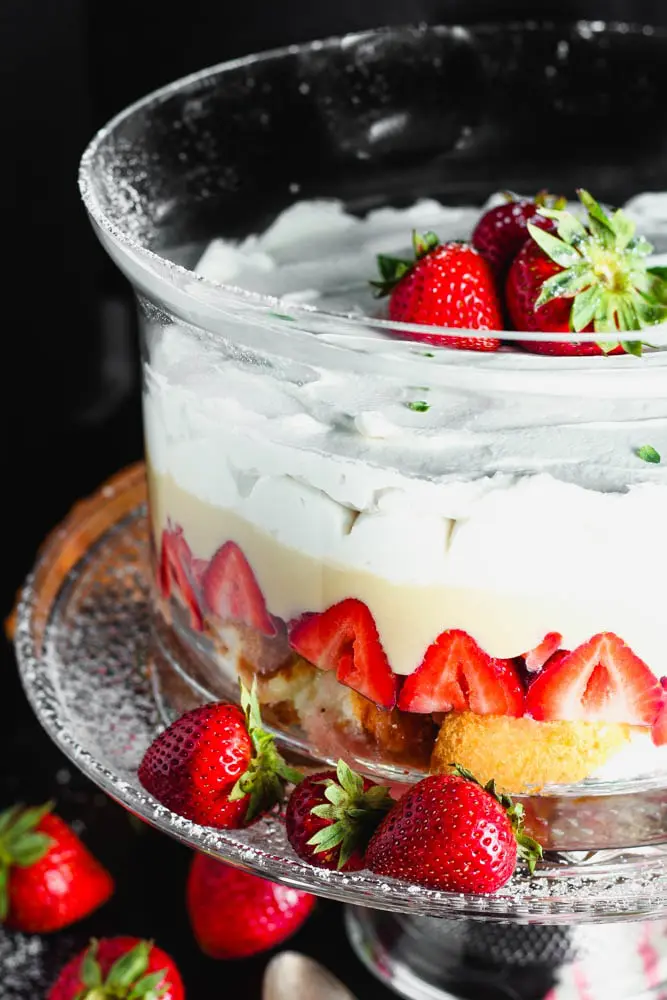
[144,194,667,793]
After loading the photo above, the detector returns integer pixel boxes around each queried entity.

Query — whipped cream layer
[144,196,667,681]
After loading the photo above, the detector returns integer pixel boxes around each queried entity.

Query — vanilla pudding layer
[147,466,667,681]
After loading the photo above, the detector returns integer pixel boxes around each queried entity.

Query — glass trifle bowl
[80,22,667,851]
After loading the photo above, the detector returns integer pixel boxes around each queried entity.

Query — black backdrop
[2,4,667,995]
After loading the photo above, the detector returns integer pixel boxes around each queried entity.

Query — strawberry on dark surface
[365,767,542,894]
[47,936,184,1000]
[525,632,662,726]
[289,599,398,709]
[471,191,564,278]
[138,683,302,828]
[505,189,667,355]
[371,232,503,351]
[186,853,315,960]
[201,540,276,637]
[0,803,114,934]
[285,760,394,872]
[397,629,524,717]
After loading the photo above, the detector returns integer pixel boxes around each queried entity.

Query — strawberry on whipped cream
[144,195,667,793]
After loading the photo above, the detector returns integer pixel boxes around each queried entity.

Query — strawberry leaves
[307,760,394,870]
[372,230,441,298]
[527,189,667,352]
[0,802,55,921]
[76,940,168,999]
[228,682,303,823]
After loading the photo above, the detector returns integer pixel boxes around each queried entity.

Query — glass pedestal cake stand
[13,464,667,1000]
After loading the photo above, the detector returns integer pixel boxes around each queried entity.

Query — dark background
[3,2,667,996]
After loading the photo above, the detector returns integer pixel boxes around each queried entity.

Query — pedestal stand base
[346,907,667,1000]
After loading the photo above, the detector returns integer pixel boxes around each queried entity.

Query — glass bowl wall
[79,22,667,852]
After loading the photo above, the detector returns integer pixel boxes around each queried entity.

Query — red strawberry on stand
[187,853,315,959]
[371,232,503,351]
[289,598,398,709]
[506,189,667,356]
[48,937,184,1000]
[525,632,662,726]
[365,765,542,894]
[138,682,302,828]
[0,803,114,933]
[472,190,565,278]
[285,759,394,871]
[398,629,524,716]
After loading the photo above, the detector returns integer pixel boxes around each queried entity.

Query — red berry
[505,189,666,356]
[285,761,394,872]
[289,599,398,709]
[201,541,276,637]
[397,630,524,717]
[372,233,502,351]
[1,805,113,934]
[472,194,559,278]
[158,523,204,631]
[525,632,662,726]
[187,853,315,959]
[48,936,184,1000]
[138,685,302,828]
[365,771,541,894]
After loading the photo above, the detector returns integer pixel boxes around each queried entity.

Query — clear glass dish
[79,22,667,831]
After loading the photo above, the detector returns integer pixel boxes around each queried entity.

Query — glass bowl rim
[77,19,667,354]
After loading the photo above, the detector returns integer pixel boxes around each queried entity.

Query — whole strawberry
[372,233,502,351]
[285,759,394,872]
[48,937,184,1000]
[472,191,564,278]
[0,802,114,933]
[365,767,542,894]
[506,189,667,356]
[187,852,315,959]
[138,683,302,828]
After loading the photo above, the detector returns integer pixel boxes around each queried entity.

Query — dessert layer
[148,467,667,680]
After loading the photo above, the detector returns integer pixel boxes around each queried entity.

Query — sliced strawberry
[397,630,524,717]
[191,557,209,590]
[159,525,204,632]
[288,599,398,710]
[201,541,275,637]
[525,632,662,726]
[652,689,667,747]
[524,632,563,674]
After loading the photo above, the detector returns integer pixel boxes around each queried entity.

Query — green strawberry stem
[309,759,394,869]
[229,681,304,823]
[528,188,667,354]
[78,939,168,1000]
[0,801,55,922]
[371,230,440,299]
[451,765,543,875]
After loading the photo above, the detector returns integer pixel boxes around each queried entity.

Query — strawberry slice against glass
[523,632,563,674]
[158,523,204,631]
[525,632,662,726]
[201,540,276,637]
[397,629,524,716]
[289,599,398,709]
